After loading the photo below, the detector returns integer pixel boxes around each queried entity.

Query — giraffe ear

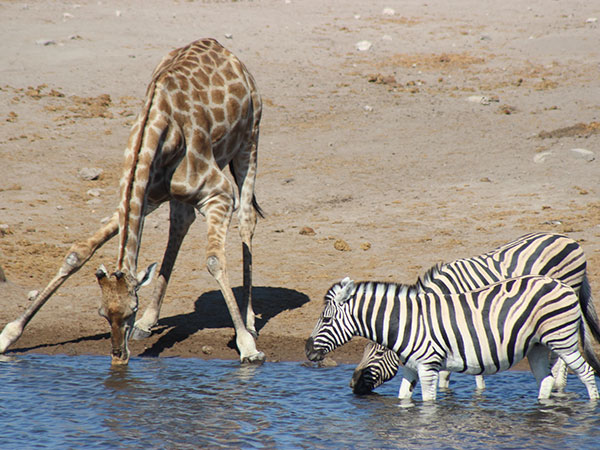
[136,263,157,289]
[332,277,355,305]
[96,265,109,280]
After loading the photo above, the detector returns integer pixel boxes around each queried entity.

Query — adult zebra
[305,275,600,401]
[349,232,598,395]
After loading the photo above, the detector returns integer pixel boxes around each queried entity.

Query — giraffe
[0,38,265,365]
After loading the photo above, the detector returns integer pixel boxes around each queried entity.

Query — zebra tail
[580,275,600,344]
[580,321,600,376]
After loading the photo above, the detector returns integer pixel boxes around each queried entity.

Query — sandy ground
[0,0,599,368]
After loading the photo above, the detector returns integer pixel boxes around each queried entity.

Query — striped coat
[306,274,600,401]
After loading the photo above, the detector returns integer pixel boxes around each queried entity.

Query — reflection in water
[0,354,599,449]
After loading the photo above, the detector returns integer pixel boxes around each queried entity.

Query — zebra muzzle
[305,337,325,362]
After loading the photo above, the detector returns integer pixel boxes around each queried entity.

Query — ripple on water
[1,354,599,449]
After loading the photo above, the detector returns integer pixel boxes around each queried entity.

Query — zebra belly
[443,349,525,375]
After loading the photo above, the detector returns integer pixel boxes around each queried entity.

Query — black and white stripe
[350,232,596,394]
[306,274,600,401]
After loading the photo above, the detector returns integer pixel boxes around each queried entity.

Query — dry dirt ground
[0,0,599,368]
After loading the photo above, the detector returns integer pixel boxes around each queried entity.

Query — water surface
[1,354,599,449]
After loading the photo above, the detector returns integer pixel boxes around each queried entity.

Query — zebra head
[305,277,356,362]
[350,342,401,394]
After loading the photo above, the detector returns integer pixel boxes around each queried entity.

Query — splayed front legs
[0,212,119,353]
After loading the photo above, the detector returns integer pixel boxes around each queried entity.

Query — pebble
[201,345,213,355]
[334,239,351,252]
[533,151,553,163]
[355,40,372,51]
[35,39,56,46]
[28,290,39,301]
[585,17,598,23]
[86,188,103,197]
[319,357,338,368]
[299,226,316,236]
[382,7,395,15]
[78,167,103,180]
[570,148,595,162]
[467,95,498,105]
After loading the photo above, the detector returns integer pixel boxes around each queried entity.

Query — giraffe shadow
[138,286,309,357]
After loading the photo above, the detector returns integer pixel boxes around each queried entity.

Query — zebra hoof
[241,351,265,365]
[130,326,152,340]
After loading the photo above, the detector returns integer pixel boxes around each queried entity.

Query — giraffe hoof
[130,326,152,340]
[241,351,265,365]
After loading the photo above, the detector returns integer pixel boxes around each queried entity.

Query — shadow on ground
[139,286,309,357]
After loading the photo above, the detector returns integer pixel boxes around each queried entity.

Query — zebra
[349,232,598,395]
[305,274,600,401]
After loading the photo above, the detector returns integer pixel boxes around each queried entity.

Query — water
[1,355,600,450]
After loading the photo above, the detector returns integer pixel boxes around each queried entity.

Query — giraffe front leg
[0,212,119,353]
[203,195,264,364]
[132,201,196,340]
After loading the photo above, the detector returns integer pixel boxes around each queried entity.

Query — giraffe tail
[229,161,264,219]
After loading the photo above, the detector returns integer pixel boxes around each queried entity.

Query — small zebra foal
[306,275,600,401]
[350,232,597,395]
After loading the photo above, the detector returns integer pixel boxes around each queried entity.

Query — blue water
[1,354,600,449]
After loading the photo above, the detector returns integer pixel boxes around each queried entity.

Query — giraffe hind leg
[230,151,260,337]
[132,201,196,340]
[202,190,264,364]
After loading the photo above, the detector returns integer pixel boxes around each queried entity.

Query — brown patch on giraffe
[211,89,225,104]
[212,107,225,123]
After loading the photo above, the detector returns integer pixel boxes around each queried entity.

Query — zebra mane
[415,263,444,290]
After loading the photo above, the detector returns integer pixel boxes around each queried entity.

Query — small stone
[86,188,103,197]
[28,290,39,301]
[35,39,56,46]
[355,40,372,51]
[318,357,338,367]
[334,239,351,252]
[115,10,122,17]
[299,226,316,236]
[224,33,233,39]
[63,12,74,20]
[480,177,492,182]
[78,167,103,180]
[363,105,373,112]
[585,17,598,23]
[570,148,595,162]
[382,7,395,15]
[533,151,553,163]
[201,345,213,355]
[360,242,371,251]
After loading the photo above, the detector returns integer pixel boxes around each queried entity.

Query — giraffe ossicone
[0,38,265,365]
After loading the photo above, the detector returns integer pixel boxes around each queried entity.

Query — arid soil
[0,0,599,368]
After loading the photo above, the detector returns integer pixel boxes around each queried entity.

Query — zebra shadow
[138,286,309,357]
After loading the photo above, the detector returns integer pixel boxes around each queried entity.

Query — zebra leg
[438,370,451,389]
[550,354,568,393]
[475,375,486,390]
[560,351,599,400]
[398,367,418,399]
[417,365,439,402]
[527,344,554,399]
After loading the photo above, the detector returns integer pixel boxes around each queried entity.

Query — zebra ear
[332,277,355,305]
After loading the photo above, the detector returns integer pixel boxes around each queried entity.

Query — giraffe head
[95,263,157,365]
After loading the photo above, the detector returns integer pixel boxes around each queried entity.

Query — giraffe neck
[116,83,160,275]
